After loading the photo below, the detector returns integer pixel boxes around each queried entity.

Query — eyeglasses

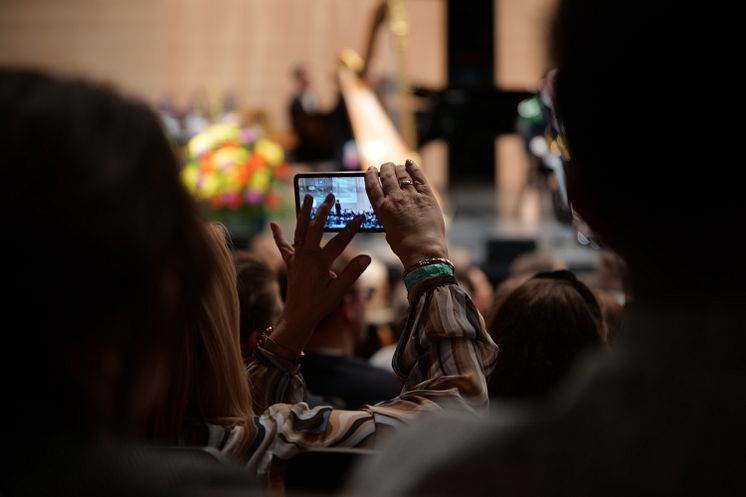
[539,69,602,250]
[540,69,571,162]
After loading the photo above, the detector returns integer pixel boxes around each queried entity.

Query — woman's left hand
[268,193,371,355]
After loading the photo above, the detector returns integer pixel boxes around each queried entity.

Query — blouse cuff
[256,346,302,375]
[407,274,458,303]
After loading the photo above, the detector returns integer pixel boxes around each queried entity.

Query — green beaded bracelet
[403,262,455,290]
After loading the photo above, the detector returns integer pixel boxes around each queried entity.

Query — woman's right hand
[365,160,448,269]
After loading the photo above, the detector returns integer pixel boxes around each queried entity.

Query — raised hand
[268,193,371,355]
[365,160,448,269]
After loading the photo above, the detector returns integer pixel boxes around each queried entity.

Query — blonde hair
[150,222,255,446]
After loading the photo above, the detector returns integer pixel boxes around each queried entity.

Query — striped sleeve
[246,347,306,414]
[231,277,498,476]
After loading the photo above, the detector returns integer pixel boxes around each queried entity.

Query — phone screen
[294,172,384,232]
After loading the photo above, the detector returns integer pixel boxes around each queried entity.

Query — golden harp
[335,0,420,171]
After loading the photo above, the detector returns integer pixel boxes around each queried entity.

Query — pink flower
[240,128,256,145]
[244,189,263,205]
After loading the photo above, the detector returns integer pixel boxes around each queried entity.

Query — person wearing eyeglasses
[347,1,745,495]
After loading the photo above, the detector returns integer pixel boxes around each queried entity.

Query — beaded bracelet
[403,261,455,290]
[403,257,455,277]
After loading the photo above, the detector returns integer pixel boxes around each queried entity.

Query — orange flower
[246,152,266,175]
[200,152,215,173]
[231,163,251,185]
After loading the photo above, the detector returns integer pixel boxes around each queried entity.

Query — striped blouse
[206,275,499,477]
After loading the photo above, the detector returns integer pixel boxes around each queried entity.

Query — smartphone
[293,172,384,232]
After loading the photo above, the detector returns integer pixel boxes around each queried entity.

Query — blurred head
[550,0,740,300]
[338,251,371,343]
[487,270,606,399]
[357,256,393,325]
[1,69,214,441]
[233,251,283,364]
[451,247,495,316]
[308,250,369,354]
[508,250,567,278]
[456,266,495,316]
[486,273,533,325]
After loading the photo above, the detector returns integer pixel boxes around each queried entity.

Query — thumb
[270,222,294,264]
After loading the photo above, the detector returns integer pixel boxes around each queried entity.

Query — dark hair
[233,252,279,340]
[486,270,605,399]
[1,69,214,439]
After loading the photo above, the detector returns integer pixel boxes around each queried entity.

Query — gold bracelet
[403,257,455,277]
[257,326,304,364]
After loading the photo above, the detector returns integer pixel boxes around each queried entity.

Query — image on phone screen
[294,172,384,232]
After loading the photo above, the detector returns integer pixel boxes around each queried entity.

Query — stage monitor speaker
[482,238,537,285]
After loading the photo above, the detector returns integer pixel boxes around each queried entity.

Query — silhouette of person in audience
[486,270,606,399]
[2,69,497,495]
[347,1,746,495]
[1,69,257,496]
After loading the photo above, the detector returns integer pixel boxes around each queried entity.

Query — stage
[334,179,601,286]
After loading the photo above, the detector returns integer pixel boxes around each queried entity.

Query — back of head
[1,69,213,441]
[487,270,605,399]
[233,251,282,361]
[508,250,567,278]
[551,0,744,298]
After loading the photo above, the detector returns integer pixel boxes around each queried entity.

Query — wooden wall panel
[0,0,445,132]
[495,0,557,89]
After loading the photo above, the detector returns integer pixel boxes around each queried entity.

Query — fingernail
[405,159,415,167]
[368,166,378,172]
[358,255,372,268]
[326,193,334,202]
[303,194,312,204]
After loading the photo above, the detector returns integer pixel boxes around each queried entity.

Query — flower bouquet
[182,123,291,244]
